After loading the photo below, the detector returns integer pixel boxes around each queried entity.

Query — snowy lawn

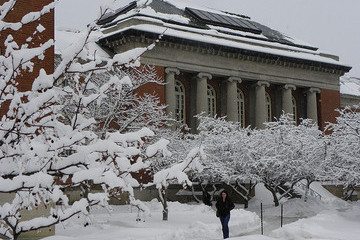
[44,200,259,240]
[43,196,360,240]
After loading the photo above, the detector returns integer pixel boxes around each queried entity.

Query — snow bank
[271,206,360,240]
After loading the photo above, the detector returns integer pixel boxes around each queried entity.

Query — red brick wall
[134,65,165,104]
[318,88,340,131]
[0,0,54,115]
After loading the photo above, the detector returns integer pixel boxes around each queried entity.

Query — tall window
[292,96,297,122]
[237,88,245,127]
[265,92,272,122]
[207,84,216,117]
[175,80,185,123]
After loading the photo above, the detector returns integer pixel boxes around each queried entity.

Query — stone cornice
[99,30,351,76]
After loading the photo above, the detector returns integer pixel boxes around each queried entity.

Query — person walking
[216,190,235,239]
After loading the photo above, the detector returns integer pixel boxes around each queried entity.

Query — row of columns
[165,68,320,128]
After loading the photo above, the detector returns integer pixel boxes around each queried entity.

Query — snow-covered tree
[293,118,326,201]
[0,1,169,238]
[194,115,255,207]
[60,64,169,138]
[187,114,326,207]
[325,105,360,200]
[245,114,327,206]
[145,142,204,220]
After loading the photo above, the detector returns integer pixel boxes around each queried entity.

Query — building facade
[0,0,54,115]
[97,0,351,131]
[0,0,55,238]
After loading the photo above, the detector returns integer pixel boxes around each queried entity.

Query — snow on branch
[151,146,205,189]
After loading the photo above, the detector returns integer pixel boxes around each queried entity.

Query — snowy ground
[44,184,360,240]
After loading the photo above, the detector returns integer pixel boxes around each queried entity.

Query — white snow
[340,76,360,96]
[101,23,348,67]
[54,28,109,59]
[42,196,360,240]
[271,207,360,240]
[43,200,260,240]
[146,138,172,158]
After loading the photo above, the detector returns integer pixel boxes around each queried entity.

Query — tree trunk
[265,184,279,207]
[191,185,201,203]
[158,188,168,221]
[343,185,355,201]
[200,184,212,206]
[13,232,19,240]
[245,181,257,209]
[162,197,168,221]
[304,179,312,202]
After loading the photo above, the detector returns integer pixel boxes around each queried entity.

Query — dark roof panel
[97,1,137,25]
[185,7,262,34]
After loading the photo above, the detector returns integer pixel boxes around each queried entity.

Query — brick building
[0,0,55,238]
[0,0,54,115]
[95,0,352,131]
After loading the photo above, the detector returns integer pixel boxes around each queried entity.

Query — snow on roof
[103,0,318,51]
[101,22,349,68]
[55,27,110,59]
[340,76,360,96]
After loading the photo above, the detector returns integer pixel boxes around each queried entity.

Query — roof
[55,27,110,59]
[340,76,360,97]
[99,0,316,50]
[97,0,351,72]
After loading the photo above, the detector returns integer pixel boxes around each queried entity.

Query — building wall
[156,67,337,130]
[133,65,165,104]
[0,1,55,238]
[318,89,341,131]
[106,26,348,130]
[0,0,54,115]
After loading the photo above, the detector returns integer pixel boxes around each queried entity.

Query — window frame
[265,92,272,122]
[174,80,186,124]
[236,88,245,127]
[207,84,217,117]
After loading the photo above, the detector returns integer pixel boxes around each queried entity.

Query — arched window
[175,80,185,123]
[265,92,272,122]
[292,96,297,122]
[237,88,245,127]
[207,84,216,117]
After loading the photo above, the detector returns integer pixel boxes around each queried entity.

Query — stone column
[165,67,180,117]
[196,72,212,115]
[227,77,242,122]
[307,87,320,123]
[255,81,270,129]
[282,84,296,115]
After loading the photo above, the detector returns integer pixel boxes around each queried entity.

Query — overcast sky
[55,0,360,77]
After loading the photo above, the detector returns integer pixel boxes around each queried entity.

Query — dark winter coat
[215,195,235,217]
